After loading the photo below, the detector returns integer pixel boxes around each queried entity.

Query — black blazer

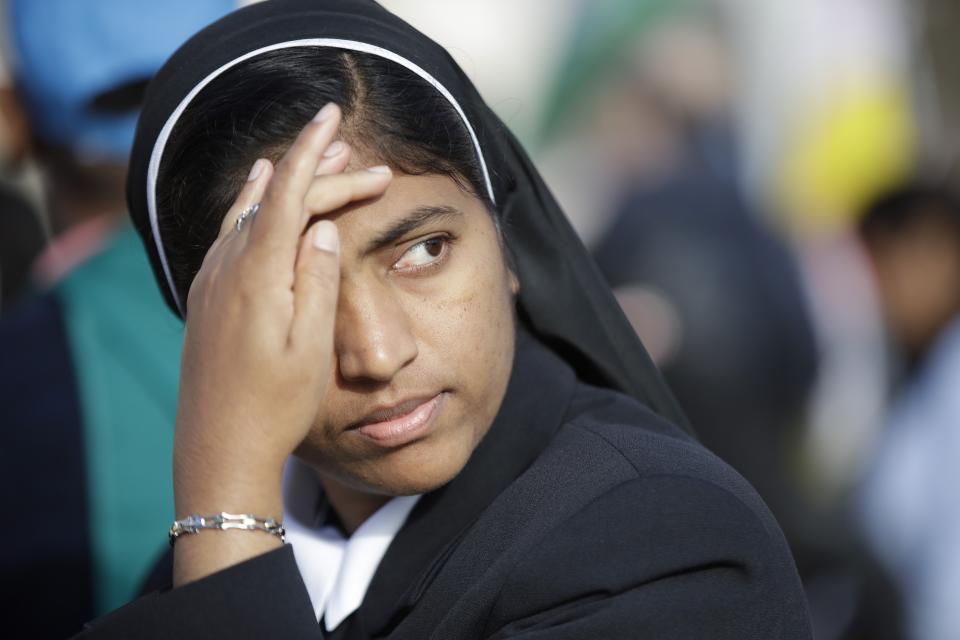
[77,333,812,639]
[1,293,96,639]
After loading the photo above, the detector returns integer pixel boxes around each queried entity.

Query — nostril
[337,344,415,385]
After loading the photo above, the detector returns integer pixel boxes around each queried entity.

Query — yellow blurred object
[777,80,916,234]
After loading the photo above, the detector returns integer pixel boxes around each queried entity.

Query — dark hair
[157,47,493,306]
[34,140,128,207]
[858,184,960,244]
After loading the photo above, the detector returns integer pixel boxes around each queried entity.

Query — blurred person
[0,1,235,637]
[722,0,913,509]
[535,0,735,246]
[0,6,45,314]
[0,183,45,310]
[75,1,812,638]
[856,185,960,640]
[539,1,905,637]
[0,3,31,170]
[722,6,917,554]
[593,153,819,532]
[594,157,905,640]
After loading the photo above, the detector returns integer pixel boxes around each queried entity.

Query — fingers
[290,220,341,352]
[251,103,342,253]
[218,158,274,239]
[303,166,392,217]
[218,134,348,246]
[314,139,351,177]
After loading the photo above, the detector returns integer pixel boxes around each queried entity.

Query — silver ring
[235,202,260,232]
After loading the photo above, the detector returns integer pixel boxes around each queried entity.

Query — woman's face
[294,171,517,496]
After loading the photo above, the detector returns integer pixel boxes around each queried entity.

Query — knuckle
[235,284,258,309]
[261,182,297,215]
[261,177,286,204]
[191,256,216,291]
[227,269,262,309]
[186,268,212,310]
[186,278,203,308]
[281,145,312,174]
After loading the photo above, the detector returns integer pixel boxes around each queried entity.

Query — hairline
[146,38,496,316]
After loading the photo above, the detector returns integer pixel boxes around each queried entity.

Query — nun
[77,1,812,638]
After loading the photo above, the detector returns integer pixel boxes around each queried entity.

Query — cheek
[393,240,515,454]
[405,236,514,364]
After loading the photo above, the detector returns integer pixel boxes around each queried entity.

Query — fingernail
[313,102,337,123]
[247,158,266,182]
[366,165,391,174]
[323,140,345,158]
[312,220,339,254]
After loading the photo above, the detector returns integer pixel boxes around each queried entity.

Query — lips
[349,393,445,447]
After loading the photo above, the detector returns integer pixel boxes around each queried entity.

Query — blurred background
[2,0,960,638]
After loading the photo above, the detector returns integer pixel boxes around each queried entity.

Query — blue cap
[8,0,237,162]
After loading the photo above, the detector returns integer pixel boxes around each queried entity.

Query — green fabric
[56,222,183,613]
[536,0,700,144]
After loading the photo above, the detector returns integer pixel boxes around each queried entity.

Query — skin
[172,104,517,585]
[866,214,960,363]
[0,87,30,167]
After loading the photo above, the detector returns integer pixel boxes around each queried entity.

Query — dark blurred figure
[593,141,904,640]
[0,34,45,314]
[856,186,960,640]
[543,1,906,637]
[0,183,45,310]
[0,2,233,637]
[594,148,816,521]
[858,187,960,370]
[578,13,905,629]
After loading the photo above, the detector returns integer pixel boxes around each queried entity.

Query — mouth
[348,392,446,447]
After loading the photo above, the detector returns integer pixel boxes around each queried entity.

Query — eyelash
[392,234,453,274]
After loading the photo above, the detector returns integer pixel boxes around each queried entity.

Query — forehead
[325,172,490,241]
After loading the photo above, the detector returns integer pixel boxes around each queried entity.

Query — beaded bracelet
[168,512,285,546]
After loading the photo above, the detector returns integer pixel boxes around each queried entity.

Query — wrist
[170,443,287,588]
[173,444,286,521]
[172,524,283,587]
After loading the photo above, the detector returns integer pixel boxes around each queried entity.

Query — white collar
[282,458,420,632]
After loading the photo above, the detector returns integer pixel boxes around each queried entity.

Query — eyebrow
[362,204,463,255]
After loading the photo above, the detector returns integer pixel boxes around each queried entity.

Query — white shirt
[859,318,960,640]
[283,458,420,632]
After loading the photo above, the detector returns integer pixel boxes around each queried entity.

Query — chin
[320,427,482,498]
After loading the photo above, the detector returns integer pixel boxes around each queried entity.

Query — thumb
[290,220,340,353]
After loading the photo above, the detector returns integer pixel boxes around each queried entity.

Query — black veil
[126,0,690,431]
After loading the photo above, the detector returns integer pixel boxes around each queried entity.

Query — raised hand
[171,103,393,584]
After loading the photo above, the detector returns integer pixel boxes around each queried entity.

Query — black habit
[77,331,812,639]
[80,1,815,637]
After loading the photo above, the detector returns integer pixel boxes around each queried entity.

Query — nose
[335,280,418,384]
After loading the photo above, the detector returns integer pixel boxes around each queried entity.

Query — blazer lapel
[356,327,578,636]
